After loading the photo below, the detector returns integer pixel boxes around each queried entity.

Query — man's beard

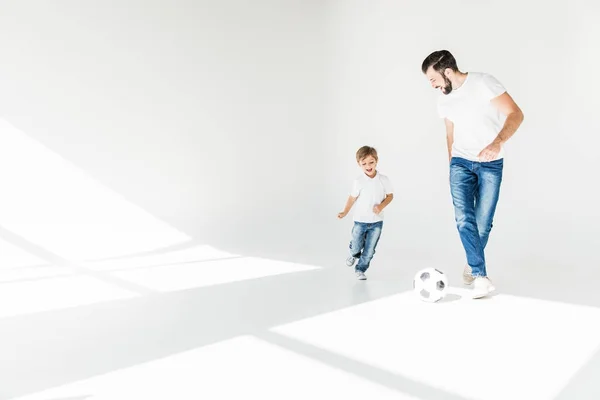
[440,74,453,95]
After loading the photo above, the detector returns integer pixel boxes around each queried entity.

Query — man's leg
[450,158,487,277]
[355,221,383,275]
[347,222,366,267]
[474,159,504,250]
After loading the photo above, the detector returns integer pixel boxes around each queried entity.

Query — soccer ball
[413,268,448,303]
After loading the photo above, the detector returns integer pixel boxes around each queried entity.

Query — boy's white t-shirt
[350,172,393,223]
[437,72,507,162]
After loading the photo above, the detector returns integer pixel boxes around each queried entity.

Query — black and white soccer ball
[413,268,448,303]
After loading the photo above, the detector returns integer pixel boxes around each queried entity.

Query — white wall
[0,0,597,268]
[0,1,328,260]
[324,0,600,269]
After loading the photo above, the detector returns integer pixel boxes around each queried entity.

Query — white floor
[1,237,599,400]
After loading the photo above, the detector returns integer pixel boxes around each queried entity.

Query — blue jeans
[349,221,383,273]
[449,157,503,277]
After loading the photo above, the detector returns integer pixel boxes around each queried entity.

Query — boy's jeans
[449,157,503,277]
[349,221,383,273]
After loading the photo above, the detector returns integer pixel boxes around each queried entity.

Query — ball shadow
[437,293,462,303]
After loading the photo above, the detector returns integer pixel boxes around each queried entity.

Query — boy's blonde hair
[356,146,378,162]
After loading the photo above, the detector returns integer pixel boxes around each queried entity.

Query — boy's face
[358,155,377,177]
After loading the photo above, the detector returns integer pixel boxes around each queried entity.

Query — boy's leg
[355,221,383,273]
[474,159,504,250]
[347,222,366,266]
[449,158,486,277]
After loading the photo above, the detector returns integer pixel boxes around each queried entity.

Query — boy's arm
[338,196,357,219]
[374,193,393,214]
[374,176,394,214]
[380,193,394,209]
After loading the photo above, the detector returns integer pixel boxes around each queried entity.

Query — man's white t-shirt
[350,172,393,223]
[437,72,507,162]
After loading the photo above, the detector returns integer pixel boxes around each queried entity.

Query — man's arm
[479,92,524,161]
[337,196,357,219]
[491,92,524,145]
[445,118,454,162]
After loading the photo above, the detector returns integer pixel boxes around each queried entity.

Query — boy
[337,146,394,280]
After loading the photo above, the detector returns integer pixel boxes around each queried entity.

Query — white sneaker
[463,264,474,285]
[346,255,357,267]
[472,276,495,299]
[356,271,367,280]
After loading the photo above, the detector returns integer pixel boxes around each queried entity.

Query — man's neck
[451,72,468,91]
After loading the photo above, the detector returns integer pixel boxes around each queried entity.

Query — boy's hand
[373,205,382,214]
[337,211,347,219]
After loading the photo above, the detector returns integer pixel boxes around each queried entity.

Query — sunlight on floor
[0,243,321,317]
[108,255,321,292]
[271,288,600,400]
[10,335,419,400]
[0,122,323,319]
[12,289,598,400]
[0,118,191,261]
[0,263,72,284]
[0,237,47,269]
[0,238,63,282]
[0,275,139,319]
[81,244,240,271]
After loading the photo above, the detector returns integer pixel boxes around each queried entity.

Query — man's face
[425,67,452,95]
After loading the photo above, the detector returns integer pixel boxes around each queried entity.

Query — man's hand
[481,92,524,161]
[373,205,382,215]
[478,141,502,162]
[337,211,347,219]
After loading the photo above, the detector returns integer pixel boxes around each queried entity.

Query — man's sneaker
[472,276,495,299]
[356,271,367,280]
[346,255,357,267]
[463,264,475,285]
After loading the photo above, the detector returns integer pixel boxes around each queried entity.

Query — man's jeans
[349,221,383,273]
[450,157,503,277]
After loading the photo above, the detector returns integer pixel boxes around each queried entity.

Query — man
[421,50,524,298]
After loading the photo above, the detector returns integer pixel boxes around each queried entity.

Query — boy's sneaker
[472,276,495,299]
[463,264,475,285]
[346,255,357,267]
[355,271,367,280]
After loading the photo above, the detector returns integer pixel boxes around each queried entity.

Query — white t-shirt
[350,172,393,223]
[437,72,507,162]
